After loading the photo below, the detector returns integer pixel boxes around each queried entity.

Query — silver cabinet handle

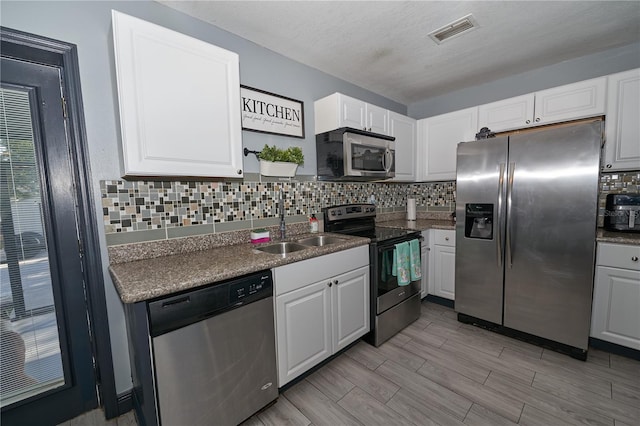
[497,163,506,269]
[606,164,612,169]
[237,169,242,174]
[632,256,639,262]
[334,279,339,285]
[506,162,516,268]
[445,237,449,241]
[526,120,531,124]
[328,281,332,287]
[535,118,540,122]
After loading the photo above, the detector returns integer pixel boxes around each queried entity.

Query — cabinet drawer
[432,229,455,247]
[274,245,369,296]
[597,243,640,271]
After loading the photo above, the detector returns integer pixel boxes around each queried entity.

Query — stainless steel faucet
[279,189,286,240]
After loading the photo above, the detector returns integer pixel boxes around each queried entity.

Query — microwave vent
[429,14,479,44]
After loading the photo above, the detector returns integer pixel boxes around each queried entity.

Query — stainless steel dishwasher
[148,270,278,426]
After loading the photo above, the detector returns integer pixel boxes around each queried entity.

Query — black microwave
[316,127,395,181]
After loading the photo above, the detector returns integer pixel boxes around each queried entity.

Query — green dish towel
[410,239,422,282]
[393,242,411,286]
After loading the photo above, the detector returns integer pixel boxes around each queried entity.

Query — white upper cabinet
[478,94,535,133]
[314,93,389,135]
[603,68,640,171]
[478,77,606,133]
[535,77,606,123]
[112,11,243,178]
[417,107,478,182]
[366,103,390,135]
[389,112,417,181]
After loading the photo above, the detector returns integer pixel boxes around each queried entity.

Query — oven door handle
[376,237,421,253]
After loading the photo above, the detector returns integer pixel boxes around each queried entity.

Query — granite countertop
[377,218,456,231]
[596,229,640,245]
[109,233,369,303]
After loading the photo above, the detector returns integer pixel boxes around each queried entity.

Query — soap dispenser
[309,214,319,233]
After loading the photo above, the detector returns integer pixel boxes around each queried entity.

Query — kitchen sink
[296,235,346,247]
[255,242,308,256]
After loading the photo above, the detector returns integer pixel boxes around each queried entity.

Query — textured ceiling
[158,1,640,105]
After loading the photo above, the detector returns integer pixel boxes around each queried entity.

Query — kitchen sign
[240,86,305,138]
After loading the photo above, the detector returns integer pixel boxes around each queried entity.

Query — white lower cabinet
[421,230,430,298]
[591,243,640,350]
[274,246,369,386]
[275,280,332,384]
[332,267,370,352]
[429,229,456,300]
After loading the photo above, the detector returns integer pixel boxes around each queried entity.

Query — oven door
[375,237,421,315]
[344,132,395,178]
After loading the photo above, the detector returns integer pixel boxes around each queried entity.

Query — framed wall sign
[240,86,305,138]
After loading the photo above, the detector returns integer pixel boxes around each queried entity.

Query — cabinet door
[591,266,640,350]
[535,77,606,125]
[112,11,243,178]
[332,266,370,352]
[389,112,417,181]
[604,68,640,171]
[366,103,389,135]
[421,245,429,298]
[478,94,535,133]
[419,107,478,181]
[339,94,367,130]
[276,280,332,386]
[433,244,456,300]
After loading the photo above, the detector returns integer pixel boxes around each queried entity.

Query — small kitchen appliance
[455,120,602,360]
[316,128,395,181]
[323,204,421,346]
[604,193,640,232]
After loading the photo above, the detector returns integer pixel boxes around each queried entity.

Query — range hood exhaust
[429,14,479,44]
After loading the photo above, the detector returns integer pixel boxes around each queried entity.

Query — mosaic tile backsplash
[101,178,455,242]
[101,171,638,245]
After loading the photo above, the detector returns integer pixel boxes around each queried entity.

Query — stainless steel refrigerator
[455,120,601,358]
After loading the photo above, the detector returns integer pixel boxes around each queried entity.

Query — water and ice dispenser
[464,204,493,239]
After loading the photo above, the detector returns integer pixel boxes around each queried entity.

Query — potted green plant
[258,144,304,177]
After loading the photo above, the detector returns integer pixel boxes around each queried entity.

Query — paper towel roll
[407,198,416,221]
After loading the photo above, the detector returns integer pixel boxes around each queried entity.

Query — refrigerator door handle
[497,163,506,268]
[506,162,516,268]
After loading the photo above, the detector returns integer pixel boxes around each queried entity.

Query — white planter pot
[259,160,298,177]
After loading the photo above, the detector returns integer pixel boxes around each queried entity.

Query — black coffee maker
[604,193,640,232]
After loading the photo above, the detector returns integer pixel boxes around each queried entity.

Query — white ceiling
[158,1,640,105]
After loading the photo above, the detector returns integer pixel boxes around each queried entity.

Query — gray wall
[408,41,640,119]
[0,0,404,394]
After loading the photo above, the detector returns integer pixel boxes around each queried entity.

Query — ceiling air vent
[429,14,479,44]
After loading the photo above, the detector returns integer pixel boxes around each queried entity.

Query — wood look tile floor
[61,301,639,426]
[244,301,640,426]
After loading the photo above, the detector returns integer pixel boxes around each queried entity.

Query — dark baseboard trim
[589,337,640,361]
[116,391,133,417]
[424,294,455,309]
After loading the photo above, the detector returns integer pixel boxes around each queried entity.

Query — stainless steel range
[323,204,422,346]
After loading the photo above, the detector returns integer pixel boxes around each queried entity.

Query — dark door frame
[1,27,120,419]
